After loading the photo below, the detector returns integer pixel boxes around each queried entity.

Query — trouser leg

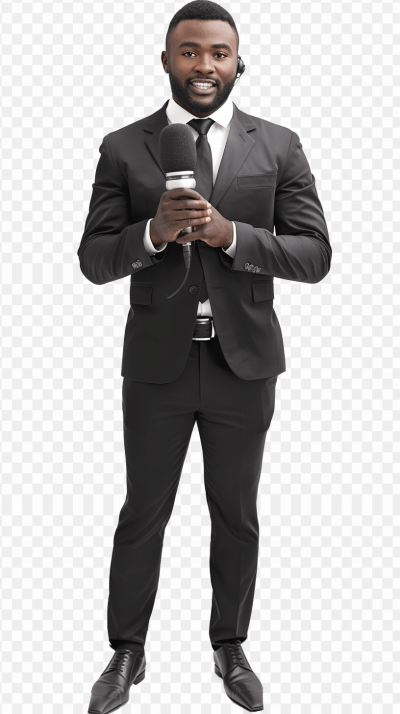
[196,335,277,651]
[107,343,199,651]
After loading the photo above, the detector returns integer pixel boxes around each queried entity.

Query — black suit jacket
[78,100,331,382]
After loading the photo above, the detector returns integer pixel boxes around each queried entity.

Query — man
[78,2,331,712]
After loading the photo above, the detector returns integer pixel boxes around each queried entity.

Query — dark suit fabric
[77,100,331,383]
[108,335,277,652]
[78,100,331,654]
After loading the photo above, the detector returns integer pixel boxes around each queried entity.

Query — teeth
[192,82,214,88]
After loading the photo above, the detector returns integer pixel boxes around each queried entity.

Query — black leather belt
[192,317,215,341]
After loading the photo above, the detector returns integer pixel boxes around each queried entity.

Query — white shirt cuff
[143,218,168,255]
[144,218,235,257]
[222,221,237,258]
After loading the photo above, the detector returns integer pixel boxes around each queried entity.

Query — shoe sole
[88,669,146,714]
[214,664,263,711]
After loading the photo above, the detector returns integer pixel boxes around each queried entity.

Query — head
[162,0,240,118]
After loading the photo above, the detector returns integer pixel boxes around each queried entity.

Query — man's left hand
[175,205,233,250]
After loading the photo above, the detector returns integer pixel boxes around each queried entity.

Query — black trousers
[107,332,278,653]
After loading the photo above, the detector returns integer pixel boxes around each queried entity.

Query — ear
[161,50,168,72]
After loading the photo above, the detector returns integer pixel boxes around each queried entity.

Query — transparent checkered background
[1,1,398,711]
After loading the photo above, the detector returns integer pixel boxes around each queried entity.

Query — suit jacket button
[189,286,198,295]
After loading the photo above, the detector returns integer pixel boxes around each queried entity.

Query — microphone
[159,123,197,298]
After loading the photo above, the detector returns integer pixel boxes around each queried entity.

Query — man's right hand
[150,188,212,247]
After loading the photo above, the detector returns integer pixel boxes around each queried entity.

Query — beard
[168,69,236,115]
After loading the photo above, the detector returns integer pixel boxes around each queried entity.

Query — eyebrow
[178,41,232,51]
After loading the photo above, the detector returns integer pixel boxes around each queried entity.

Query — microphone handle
[165,173,196,247]
[177,198,192,246]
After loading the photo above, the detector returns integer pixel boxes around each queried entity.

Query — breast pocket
[237,173,277,189]
[130,284,153,305]
[251,279,274,302]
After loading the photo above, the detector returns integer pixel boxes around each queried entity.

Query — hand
[175,203,233,250]
[150,188,212,246]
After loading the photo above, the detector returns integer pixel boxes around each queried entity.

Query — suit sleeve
[229,131,332,283]
[77,135,167,285]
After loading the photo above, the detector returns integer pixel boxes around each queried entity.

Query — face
[161,19,240,117]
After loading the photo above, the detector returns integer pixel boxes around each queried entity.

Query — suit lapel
[209,104,257,207]
[142,100,170,177]
[142,99,257,209]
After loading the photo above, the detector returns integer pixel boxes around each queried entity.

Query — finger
[172,197,211,209]
[174,208,212,221]
[168,187,205,200]
[176,234,197,243]
[176,215,211,227]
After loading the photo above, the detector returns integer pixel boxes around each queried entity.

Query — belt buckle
[192,316,215,341]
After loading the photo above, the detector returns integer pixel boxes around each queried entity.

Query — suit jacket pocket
[130,283,153,305]
[237,173,277,189]
[252,279,274,302]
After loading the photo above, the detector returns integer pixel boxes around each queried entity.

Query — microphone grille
[159,123,197,174]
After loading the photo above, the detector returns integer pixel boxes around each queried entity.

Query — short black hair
[166,0,239,54]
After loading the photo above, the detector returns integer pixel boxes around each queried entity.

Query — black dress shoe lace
[226,640,246,667]
[103,649,133,678]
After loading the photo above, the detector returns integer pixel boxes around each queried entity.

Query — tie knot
[187,117,215,135]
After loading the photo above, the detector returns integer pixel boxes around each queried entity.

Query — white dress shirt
[142,96,237,317]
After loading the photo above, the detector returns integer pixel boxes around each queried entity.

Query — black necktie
[187,117,215,201]
[187,117,215,303]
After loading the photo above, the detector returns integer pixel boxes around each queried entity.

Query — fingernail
[206,217,211,221]
[207,202,211,208]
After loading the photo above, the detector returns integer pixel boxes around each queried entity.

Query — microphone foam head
[159,123,197,174]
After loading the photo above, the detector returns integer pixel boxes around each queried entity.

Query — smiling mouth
[189,81,217,93]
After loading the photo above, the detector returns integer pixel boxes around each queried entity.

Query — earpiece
[234,57,246,86]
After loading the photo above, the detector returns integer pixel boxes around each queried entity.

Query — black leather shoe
[88,648,146,713]
[214,639,263,711]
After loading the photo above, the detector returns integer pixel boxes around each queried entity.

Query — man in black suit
[79,2,331,712]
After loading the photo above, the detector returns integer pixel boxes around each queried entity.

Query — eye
[182,51,227,59]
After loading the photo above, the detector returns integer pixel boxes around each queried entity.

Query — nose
[193,54,216,75]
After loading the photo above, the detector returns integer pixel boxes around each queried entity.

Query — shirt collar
[165,94,233,128]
